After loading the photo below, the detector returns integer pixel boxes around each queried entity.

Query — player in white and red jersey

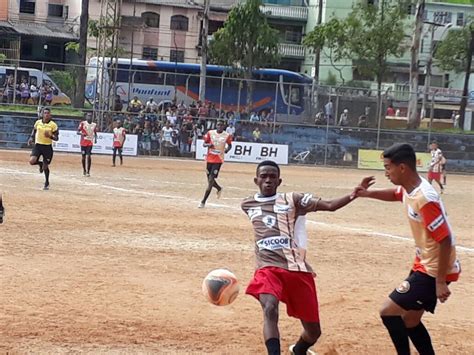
[198,120,232,208]
[356,143,460,355]
[242,160,370,355]
[77,113,98,177]
[112,120,127,167]
[428,141,444,193]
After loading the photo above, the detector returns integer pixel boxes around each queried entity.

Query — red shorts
[428,171,441,182]
[246,266,319,322]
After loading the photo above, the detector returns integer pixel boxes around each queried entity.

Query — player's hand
[359,176,375,189]
[436,281,451,303]
[27,138,33,146]
[44,131,51,138]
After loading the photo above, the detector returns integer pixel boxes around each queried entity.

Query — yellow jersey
[34,119,58,145]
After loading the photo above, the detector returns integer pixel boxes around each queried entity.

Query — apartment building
[0,0,80,65]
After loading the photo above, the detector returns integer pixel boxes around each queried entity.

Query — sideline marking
[1,166,473,254]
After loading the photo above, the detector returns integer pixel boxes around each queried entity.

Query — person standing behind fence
[112,120,126,167]
[20,78,30,105]
[77,113,98,177]
[338,108,349,126]
[324,99,334,125]
[27,108,59,190]
[428,141,444,194]
[198,120,232,208]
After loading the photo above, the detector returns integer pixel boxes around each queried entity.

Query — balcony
[260,5,308,22]
[278,43,305,59]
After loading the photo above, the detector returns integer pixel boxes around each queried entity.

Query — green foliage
[435,20,473,73]
[209,0,280,74]
[48,70,76,101]
[65,42,80,53]
[0,54,6,63]
[304,1,408,86]
[325,72,337,86]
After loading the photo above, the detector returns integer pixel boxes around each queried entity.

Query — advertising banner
[358,149,431,172]
[52,130,138,156]
[196,139,289,165]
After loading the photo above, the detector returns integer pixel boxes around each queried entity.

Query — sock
[292,337,315,355]
[82,157,86,172]
[381,316,410,355]
[44,168,50,186]
[407,322,435,355]
[265,338,280,355]
[201,184,212,204]
[87,156,92,173]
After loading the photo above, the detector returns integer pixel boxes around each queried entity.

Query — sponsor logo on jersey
[273,204,291,213]
[262,215,277,228]
[247,207,262,221]
[301,193,313,207]
[407,205,421,221]
[256,236,290,251]
[427,214,445,232]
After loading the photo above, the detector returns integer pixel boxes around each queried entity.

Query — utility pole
[407,0,425,129]
[199,0,210,102]
[127,0,137,105]
[76,0,89,108]
[459,23,474,130]
[313,0,323,83]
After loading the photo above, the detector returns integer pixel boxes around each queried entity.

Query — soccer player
[198,120,232,208]
[112,120,126,167]
[428,141,444,193]
[28,107,59,190]
[77,113,98,176]
[355,143,460,355]
[242,160,368,355]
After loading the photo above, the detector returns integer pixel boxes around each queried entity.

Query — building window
[457,13,464,27]
[170,15,189,31]
[170,49,184,63]
[48,4,64,17]
[142,12,160,28]
[46,43,62,59]
[20,0,35,14]
[142,47,158,60]
[433,11,452,25]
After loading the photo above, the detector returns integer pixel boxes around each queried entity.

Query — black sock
[407,322,434,355]
[201,185,212,204]
[381,316,410,355]
[292,337,315,355]
[44,168,50,186]
[265,338,280,355]
[82,157,86,172]
[87,156,92,173]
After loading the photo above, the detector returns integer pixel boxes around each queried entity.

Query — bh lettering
[234,145,252,156]
[261,147,278,157]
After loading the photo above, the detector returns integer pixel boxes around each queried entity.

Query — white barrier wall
[52,130,138,156]
[195,139,288,165]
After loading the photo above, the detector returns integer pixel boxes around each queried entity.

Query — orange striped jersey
[394,178,460,282]
[113,127,126,148]
[430,148,444,173]
[241,192,321,273]
[78,121,97,147]
[204,130,232,163]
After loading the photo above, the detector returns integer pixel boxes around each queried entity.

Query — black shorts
[389,271,438,313]
[81,146,93,155]
[31,144,53,164]
[206,162,222,178]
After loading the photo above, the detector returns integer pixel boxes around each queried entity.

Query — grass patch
[0,104,84,117]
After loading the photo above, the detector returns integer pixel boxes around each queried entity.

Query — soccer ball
[202,269,239,306]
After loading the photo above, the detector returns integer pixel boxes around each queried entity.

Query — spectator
[167,107,178,126]
[160,121,174,156]
[30,79,39,105]
[324,98,334,124]
[250,112,260,122]
[454,111,460,129]
[358,114,368,128]
[145,97,158,113]
[226,122,236,136]
[386,104,396,116]
[113,95,123,112]
[338,108,349,126]
[315,110,326,125]
[20,78,30,105]
[141,121,152,156]
[253,126,262,142]
[128,96,142,113]
[43,85,53,106]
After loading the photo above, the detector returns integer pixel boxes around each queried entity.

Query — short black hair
[217,120,225,125]
[383,143,417,171]
[256,160,280,176]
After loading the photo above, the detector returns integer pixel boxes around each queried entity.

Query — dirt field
[0,150,472,355]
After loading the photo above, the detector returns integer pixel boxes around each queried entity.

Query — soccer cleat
[216,188,223,199]
[198,202,205,208]
[83,171,87,176]
[43,183,50,191]
[289,344,317,355]
[86,173,90,177]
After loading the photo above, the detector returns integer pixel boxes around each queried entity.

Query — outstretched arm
[354,176,400,201]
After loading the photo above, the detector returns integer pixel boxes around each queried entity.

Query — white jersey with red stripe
[394,178,460,281]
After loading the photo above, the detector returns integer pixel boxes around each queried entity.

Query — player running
[198,120,232,208]
[428,141,444,193]
[355,143,460,355]
[28,107,59,190]
[242,160,369,355]
[0,194,4,224]
[112,120,127,167]
[77,113,98,177]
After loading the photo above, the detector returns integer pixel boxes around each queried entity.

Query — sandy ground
[0,150,472,355]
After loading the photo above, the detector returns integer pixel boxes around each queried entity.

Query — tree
[209,0,280,109]
[435,19,474,129]
[75,0,89,108]
[304,1,408,125]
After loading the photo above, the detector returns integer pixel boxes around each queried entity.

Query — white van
[0,66,71,105]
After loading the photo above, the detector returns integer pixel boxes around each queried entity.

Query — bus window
[0,74,5,87]
[290,87,300,105]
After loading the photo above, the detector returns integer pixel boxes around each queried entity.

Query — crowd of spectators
[2,75,55,106]
[103,96,279,156]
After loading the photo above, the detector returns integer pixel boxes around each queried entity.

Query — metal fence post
[427,90,438,147]
[272,82,278,143]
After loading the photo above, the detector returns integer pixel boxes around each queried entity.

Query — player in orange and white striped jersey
[428,141,444,193]
[112,120,127,167]
[355,143,460,355]
[77,113,98,177]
